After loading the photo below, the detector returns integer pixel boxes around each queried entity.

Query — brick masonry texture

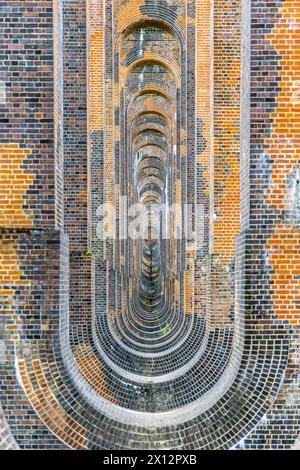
[0,0,299,450]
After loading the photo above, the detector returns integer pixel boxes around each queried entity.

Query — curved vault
[1,0,298,451]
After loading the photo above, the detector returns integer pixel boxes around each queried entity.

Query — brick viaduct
[0,0,299,450]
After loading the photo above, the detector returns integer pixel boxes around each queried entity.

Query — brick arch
[0,0,297,451]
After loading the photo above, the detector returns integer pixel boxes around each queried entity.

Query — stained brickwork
[235,0,300,449]
[0,0,299,450]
